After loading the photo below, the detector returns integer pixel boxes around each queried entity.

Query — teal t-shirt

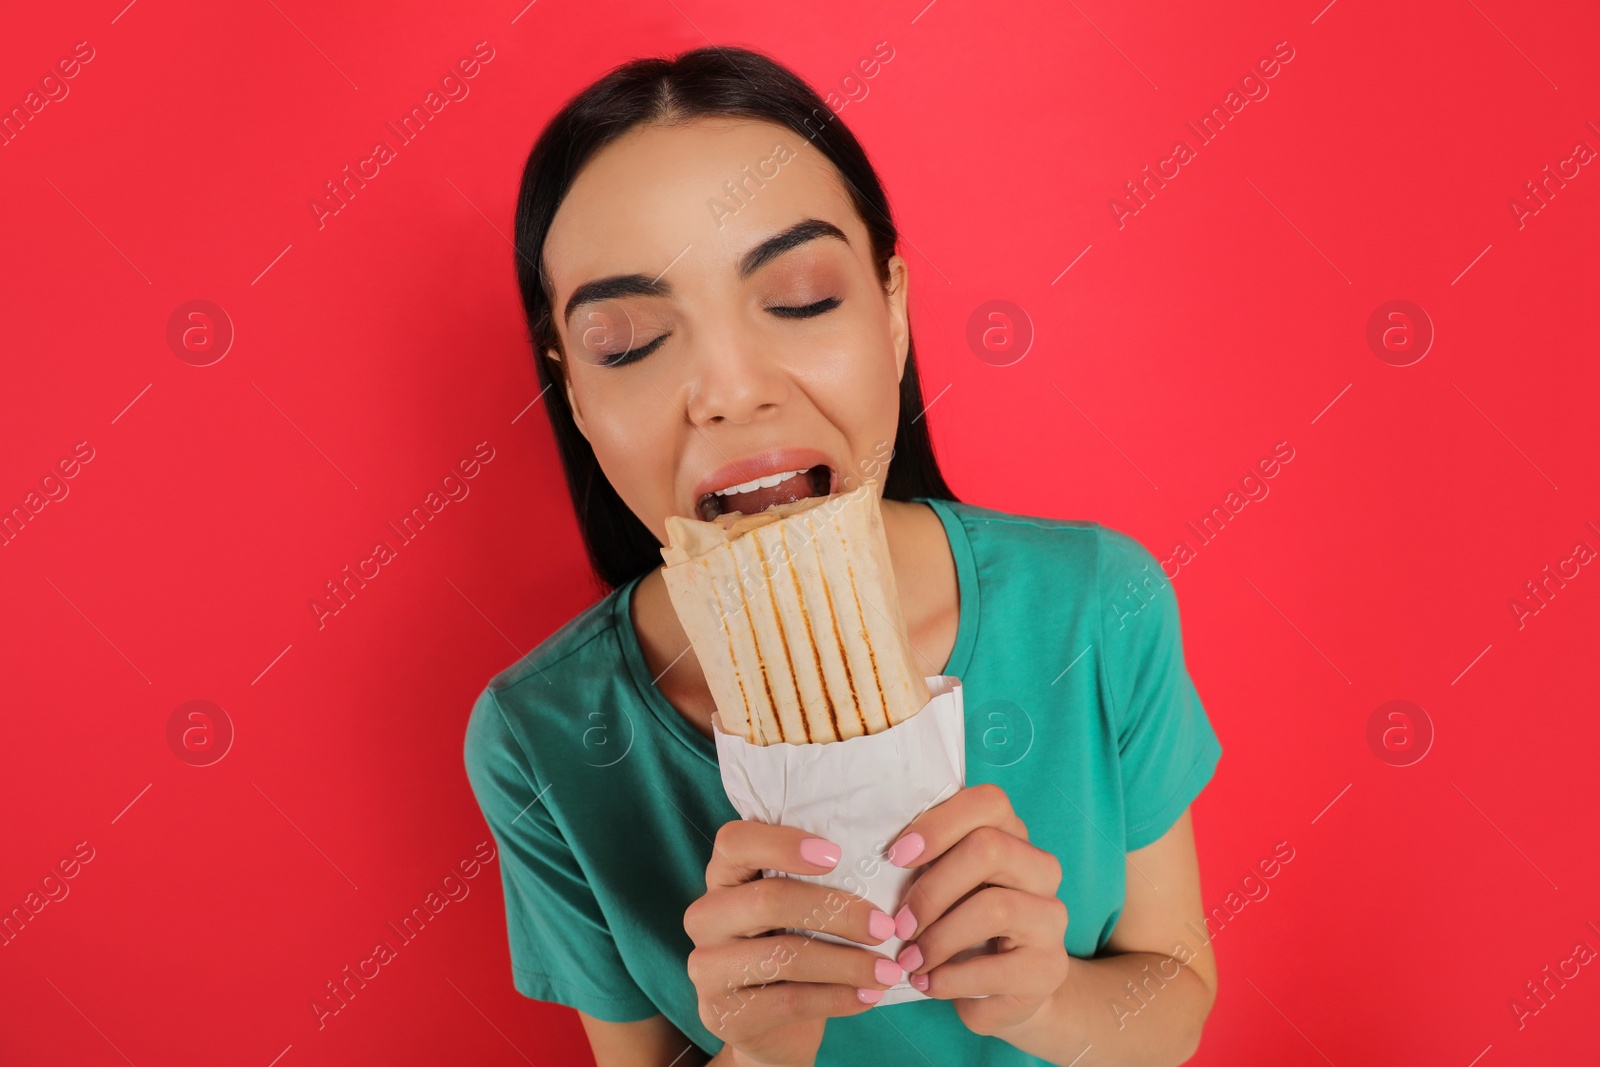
[463,496,1223,1065]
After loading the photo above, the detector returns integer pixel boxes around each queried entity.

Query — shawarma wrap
[659,479,932,745]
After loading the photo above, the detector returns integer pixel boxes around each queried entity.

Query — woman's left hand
[885,782,1070,1037]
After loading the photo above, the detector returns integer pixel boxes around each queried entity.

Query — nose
[682,329,788,427]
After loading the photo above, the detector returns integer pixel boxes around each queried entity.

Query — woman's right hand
[685,820,905,1067]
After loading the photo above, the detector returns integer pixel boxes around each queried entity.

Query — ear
[547,348,588,440]
[885,255,910,381]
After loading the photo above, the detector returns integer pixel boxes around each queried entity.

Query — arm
[990,806,1217,1066]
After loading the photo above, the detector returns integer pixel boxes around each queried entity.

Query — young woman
[465,46,1223,1067]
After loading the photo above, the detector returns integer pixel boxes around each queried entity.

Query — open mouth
[697,464,833,522]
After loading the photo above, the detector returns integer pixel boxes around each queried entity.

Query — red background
[2,1,1596,1064]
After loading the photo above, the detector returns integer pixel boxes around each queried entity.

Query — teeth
[714,468,809,497]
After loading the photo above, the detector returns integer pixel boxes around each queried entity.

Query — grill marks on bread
[658,481,931,745]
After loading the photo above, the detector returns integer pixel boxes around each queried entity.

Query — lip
[690,446,839,520]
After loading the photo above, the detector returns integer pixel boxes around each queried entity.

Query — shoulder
[482,583,629,698]
[462,582,632,794]
[932,503,1193,734]
[926,498,1186,667]
[925,496,1161,592]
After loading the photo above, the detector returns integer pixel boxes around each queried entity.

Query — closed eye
[598,297,842,367]
[598,333,668,368]
[768,296,842,319]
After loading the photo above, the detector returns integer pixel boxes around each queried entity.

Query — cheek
[572,376,679,515]
[816,348,897,420]
[788,321,901,464]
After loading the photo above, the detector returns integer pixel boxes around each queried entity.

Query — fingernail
[800,837,841,869]
[910,973,929,991]
[888,832,924,867]
[874,958,901,985]
[897,943,923,971]
[893,904,917,940]
[857,987,884,1005]
[868,909,895,942]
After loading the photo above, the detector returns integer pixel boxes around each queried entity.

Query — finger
[700,980,879,1043]
[921,946,1067,1001]
[902,886,1067,972]
[706,819,845,888]
[899,825,1062,940]
[689,934,904,994]
[885,782,1027,870]
[686,876,898,947]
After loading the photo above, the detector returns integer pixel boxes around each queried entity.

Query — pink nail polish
[874,958,901,985]
[893,904,916,940]
[888,832,924,867]
[857,987,884,1005]
[897,943,923,971]
[868,909,895,942]
[800,837,841,869]
[910,973,929,991]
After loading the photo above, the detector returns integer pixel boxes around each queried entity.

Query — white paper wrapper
[712,675,995,1006]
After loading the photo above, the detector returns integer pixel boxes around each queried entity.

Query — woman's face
[540,116,910,546]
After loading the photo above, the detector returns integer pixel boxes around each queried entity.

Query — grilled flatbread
[660,480,932,745]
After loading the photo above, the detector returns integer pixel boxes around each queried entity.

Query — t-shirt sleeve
[1096,527,1223,852]
[463,685,659,1022]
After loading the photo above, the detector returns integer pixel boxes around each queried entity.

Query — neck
[878,497,921,596]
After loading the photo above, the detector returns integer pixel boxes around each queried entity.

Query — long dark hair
[512,45,959,593]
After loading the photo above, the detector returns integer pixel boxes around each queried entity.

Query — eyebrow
[561,217,850,325]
